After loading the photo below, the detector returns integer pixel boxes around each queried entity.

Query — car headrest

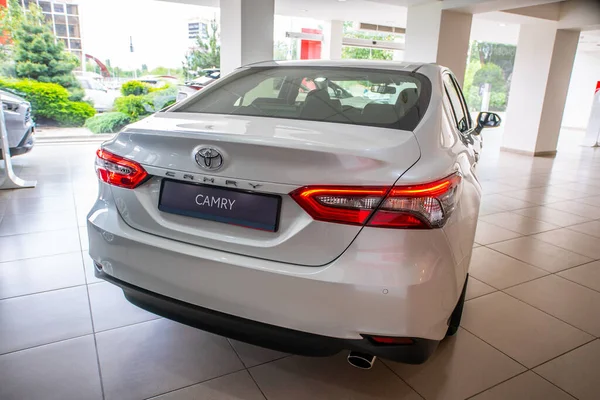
[361,103,401,125]
[305,88,331,102]
[300,89,339,120]
[397,88,419,108]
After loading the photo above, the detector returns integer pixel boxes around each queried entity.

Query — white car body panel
[103,114,421,265]
[88,60,482,362]
[89,180,461,340]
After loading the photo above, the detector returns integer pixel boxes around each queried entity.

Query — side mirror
[475,111,501,134]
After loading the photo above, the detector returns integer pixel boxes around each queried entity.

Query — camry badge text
[164,170,263,190]
[195,194,236,210]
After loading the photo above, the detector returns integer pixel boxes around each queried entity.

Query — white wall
[562,50,600,130]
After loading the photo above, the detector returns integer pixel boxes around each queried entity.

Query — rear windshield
[174,66,431,131]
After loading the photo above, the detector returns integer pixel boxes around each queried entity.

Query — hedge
[0,79,95,126]
[143,85,178,111]
[114,85,178,119]
[84,112,131,134]
[121,80,150,96]
[114,95,147,119]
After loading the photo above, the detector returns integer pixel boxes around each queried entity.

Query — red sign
[596,81,600,94]
[300,28,322,60]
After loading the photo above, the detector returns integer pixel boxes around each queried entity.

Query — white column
[405,2,472,85]
[393,37,404,61]
[321,20,343,60]
[219,0,274,75]
[405,2,442,64]
[501,24,579,156]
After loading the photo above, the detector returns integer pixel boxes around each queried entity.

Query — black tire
[446,274,469,337]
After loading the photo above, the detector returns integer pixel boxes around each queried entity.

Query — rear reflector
[95,149,148,189]
[290,173,461,229]
[368,336,415,345]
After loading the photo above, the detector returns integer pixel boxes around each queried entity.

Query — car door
[441,72,479,167]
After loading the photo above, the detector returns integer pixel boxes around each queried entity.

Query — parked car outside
[77,76,120,112]
[185,69,220,90]
[0,90,34,159]
[138,75,180,89]
[88,60,501,367]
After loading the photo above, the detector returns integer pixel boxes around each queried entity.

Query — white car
[0,90,34,158]
[88,60,500,367]
[77,76,120,112]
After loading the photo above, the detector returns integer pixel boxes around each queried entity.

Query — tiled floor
[1,129,600,400]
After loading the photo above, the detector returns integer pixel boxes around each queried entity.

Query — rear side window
[175,67,431,131]
[442,74,472,133]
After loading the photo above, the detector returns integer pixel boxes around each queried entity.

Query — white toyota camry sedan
[88,60,501,368]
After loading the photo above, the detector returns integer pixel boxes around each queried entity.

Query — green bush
[84,112,131,134]
[68,87,86,102]
[114,95,147,119]
[0,78,96,126]
[58,101,96,126]
[142,85,178,112]
[489,92,507,112]
[121,80,150,96]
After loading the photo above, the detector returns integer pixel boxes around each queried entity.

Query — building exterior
[187,17,210,47]
[20,0,83,69]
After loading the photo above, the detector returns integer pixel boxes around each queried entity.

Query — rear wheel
[446,274,468,337]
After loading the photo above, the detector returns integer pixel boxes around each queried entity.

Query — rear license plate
[158,179,281,232]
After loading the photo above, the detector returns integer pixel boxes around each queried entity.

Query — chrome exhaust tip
[347,351,376,370]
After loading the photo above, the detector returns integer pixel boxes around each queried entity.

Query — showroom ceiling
[163,0,599,51]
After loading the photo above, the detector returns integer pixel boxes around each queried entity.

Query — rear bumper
[88,181,467,358]
[95,266,438,363]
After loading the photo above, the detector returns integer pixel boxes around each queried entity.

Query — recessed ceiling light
[338,0,347,2]
[499,23,506,27]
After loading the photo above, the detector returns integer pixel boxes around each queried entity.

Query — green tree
[183,20,220,77]
[0,0,24,46]
[8,0,81,93]
[342,46,393,60]
[472,63,508,111]
[0,0,24,75]
[274,40,289,61]
[464,40,516,112]
[151,66,169,75]
[469,41,516,79]
[463,60,482,111]
[341,22,396,61]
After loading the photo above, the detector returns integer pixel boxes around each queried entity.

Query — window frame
[442,72,473,136]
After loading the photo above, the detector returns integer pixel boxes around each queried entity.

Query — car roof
[244,59,441,74]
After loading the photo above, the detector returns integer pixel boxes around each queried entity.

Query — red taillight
[290,173,461,229]
[95,149,148,189]
[290,186,389,225]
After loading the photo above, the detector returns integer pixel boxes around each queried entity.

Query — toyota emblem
[195,147,223,171]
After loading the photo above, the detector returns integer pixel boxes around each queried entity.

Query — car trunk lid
[102,112,421,266]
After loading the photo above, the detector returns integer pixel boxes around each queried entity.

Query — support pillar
[321,20,343,60]
[219,0,274,75]
[405,2,472,84]
[501,24,579,156]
